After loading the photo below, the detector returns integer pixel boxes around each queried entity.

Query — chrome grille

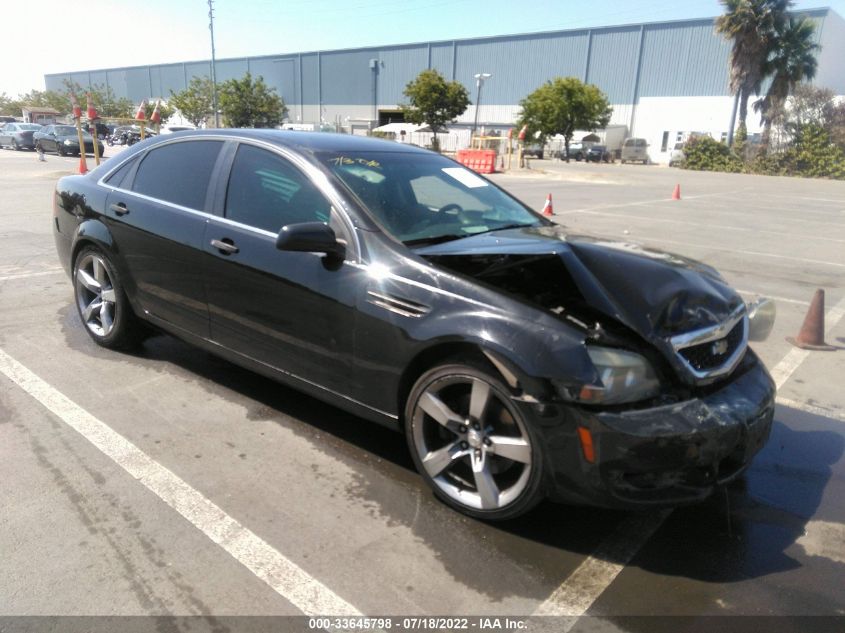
[669,306,748,381]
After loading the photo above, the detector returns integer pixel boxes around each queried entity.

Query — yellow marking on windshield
[330,156,381,168]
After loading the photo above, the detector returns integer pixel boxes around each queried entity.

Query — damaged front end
[416,226,776,507]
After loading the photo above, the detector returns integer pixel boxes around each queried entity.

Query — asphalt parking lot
[1,146,844,632]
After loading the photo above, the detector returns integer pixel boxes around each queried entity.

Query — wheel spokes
[82,298,102,322]
[100,301,114,334]
[422,441,468,477]
[471,450,500,509]
[77,267,101,293]
[92,258,105,284]
[418,392,464,435]
[468,378,490,422]
[486,436,531,464]
[100,287,116,303]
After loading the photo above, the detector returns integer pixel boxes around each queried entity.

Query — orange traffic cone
[542,193,554,216]
[78,154,88,175]
[786,289,836,350]
[671,184,681,200]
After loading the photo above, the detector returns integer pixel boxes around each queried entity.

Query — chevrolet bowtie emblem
[712,338,729,355]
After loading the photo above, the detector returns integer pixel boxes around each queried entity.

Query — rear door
[103,138,225,337]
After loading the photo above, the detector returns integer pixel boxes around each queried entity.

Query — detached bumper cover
[541,354,775,508]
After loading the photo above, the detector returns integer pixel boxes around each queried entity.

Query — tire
[404,362,545,520]
[12,139,20,151]
[73,246,145,350]
[57,143,66,156]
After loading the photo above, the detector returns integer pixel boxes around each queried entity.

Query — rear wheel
[12,139,20,151]
[405,363,545,520]
[73,247,145,350]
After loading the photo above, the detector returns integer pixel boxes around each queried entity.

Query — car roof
[163,129,432,155]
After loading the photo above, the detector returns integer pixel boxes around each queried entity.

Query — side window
[132,140,223,210]
[104,156,139,189]
[225,144,331,233]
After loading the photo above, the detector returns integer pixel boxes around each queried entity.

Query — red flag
[150,100,161,125]
[135,99,147,121]
[85,92,98,121]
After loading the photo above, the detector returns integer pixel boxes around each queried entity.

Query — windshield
[319,151,543,244]
[55,126,77,135]
[20,124,41,131]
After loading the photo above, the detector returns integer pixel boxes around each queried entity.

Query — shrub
[681,136,744,173]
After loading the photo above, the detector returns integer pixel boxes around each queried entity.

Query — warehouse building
[44,7,845,163]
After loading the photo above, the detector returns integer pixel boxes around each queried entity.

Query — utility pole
[208,0,220,128]
[472,73,492,138]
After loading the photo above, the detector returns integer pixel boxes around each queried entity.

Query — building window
[676,132,684,143]
[661,131,669,153]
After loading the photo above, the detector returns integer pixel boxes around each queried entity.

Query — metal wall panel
[157,64,187,97]
[454,32,590,104]
[184,62,212,85]
[89,71,108,90]
[638,20,731,98]
[430,43,454,79]
[816,9,845,93]
[248,57,297,103]
[586,27,642,103]
[378,45,429,105]
[214,59,248,83]
[301,54,319,106]
[320,49,375,106]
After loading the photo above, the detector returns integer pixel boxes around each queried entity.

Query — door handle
[211,238,239,255]
[109,202,129,216]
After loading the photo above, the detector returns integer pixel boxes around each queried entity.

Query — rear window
[132,140,223,210]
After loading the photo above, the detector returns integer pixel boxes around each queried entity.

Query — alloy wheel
[75,253,118,337]
[411,373,533,512]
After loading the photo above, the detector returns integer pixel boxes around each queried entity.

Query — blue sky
[1,0,842,96]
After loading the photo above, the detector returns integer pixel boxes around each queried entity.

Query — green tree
[516,77,612,161]
[60,81,134,119]
[401,69,470,151]
[716,0,790,145]
[0,92,21,116]
[753,16,819,152]
[169,76,215,127]
[16,89,70,115]
[218,73,287,128]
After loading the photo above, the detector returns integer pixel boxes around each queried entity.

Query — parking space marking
[592,234,845,269]
[0,347,363,617]
[566,210,845,245]
[556,189,749,215]
[735,290,810,306]
[533,510,671,622]
[776,397,845,423]
[770,295,845,390]
[0,268,64,282]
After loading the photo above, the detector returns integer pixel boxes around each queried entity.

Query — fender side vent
[367,291,430,318]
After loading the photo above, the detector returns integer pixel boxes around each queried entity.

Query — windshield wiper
[405,234,467,247]
[474,222,539,235]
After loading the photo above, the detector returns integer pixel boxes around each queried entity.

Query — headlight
[556,347,661,405]
[63,139,76,145]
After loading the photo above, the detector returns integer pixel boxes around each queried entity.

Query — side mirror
[276,222,346,261]
[747,298,776,342]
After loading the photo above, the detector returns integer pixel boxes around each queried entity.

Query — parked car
[585,144,613,163]
[621,137,649,164]
[160,125,196,134]
[523,144,545,159]
[34,124,104,156]
[52,130,776,520]
[669,142,685,167]
[0,122,41,150]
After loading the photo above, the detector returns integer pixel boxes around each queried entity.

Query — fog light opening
[577,426,596,464]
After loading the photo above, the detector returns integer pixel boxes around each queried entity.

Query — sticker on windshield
[441,167,488,189]
[330,156,381,168]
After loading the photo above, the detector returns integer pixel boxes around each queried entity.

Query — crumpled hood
[415,225,744,342]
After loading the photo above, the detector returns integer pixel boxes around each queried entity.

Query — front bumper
[536,352,775,509]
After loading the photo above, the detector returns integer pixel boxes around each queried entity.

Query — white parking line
[557,189,749,215]
[0,348,362,617]
[776,397,845,423]
[533,294,845,622]
[0,268,64,282]
[734,290,810,306]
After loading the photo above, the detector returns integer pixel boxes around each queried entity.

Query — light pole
[472,73,492,137]
[208,0,219,128]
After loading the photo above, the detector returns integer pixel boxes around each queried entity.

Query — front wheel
[57,144,66,156]
[405,363,545,520]
[73,247,145,350]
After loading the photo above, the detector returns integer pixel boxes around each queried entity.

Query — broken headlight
[557,347,661,405]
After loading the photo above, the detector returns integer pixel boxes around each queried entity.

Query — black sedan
[34,124,104,156]
[0,122,41,150]
[52,130,776,520]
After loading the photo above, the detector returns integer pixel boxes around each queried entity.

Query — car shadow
[64,315,844,590]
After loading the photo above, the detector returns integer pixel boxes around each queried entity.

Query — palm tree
[754,16,819,152]
[716,0,791,144]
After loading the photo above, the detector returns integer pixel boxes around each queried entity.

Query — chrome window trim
[96,133,362,263]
